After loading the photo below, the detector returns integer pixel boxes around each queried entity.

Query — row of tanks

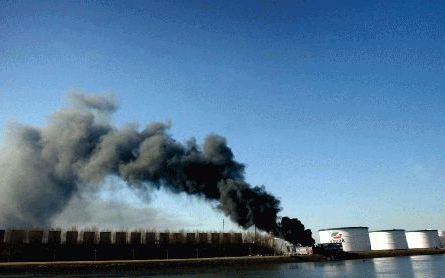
[319,227,444,252]
[0,229,244,245]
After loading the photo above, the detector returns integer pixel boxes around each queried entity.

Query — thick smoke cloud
[52,191,190,230]
[69,92,117,113]
[277,217,315,246]
[0,93,313,245]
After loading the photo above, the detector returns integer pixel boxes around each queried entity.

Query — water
[3,255,445,277]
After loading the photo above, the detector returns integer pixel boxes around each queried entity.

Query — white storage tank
[405,230,441,249]
[439,231,445,248]
[369,229,408,250]
[319,227,371,252]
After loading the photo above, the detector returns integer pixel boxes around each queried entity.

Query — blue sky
[1,0,444,239]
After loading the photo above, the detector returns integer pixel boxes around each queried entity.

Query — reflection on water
[372,256,414,278]
[1,254,445,277]
[371,255,445,278]
[409,255,445,278]
[285,259,378,278]
[288,255,445,278]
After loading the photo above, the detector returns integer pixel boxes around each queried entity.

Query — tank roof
[369,229,405,233]
[319,227,368,232]
[405,229,438,232]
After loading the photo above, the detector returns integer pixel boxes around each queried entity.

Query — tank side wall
[370,231,408,250]
[319,228,370,252]
[439,231,445,248]
[406,231,441,249]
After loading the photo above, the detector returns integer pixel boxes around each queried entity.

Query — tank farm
[0,229,280,262]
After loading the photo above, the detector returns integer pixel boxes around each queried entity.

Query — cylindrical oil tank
[145,232,156,244]
[369,230,408,250]
[159,232,170,245]
[198,233,209,244]
[65,231,79,244]
[211,233,221,244]
[232,233,243,244]
[222,233,231,245]
[186,233,196,244]
[8,230,26,244]
[82,231,96,245]
[319,227,371,252]
[405,230,441,249]
[99,232,112,245]
[47,230,61,245]
[28,230,44,244]
[130,232,142,244]
[172,233,185,244]
[115,232,127,245]
[439,231,445,248]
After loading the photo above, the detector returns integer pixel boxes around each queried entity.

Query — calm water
[4,255,445,277]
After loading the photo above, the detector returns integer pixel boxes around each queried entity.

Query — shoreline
[338,248,445,260]
[0,249,444,273]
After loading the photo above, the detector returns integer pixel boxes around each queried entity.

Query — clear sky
[1,0,444,240]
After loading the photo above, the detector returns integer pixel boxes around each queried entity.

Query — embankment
[1,249,445,273]
[0,255,319,273]
[337,248,445,260]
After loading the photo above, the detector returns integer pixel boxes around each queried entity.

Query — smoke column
[0,93,313,244]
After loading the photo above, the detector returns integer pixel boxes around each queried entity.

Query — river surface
[3,254,445,277]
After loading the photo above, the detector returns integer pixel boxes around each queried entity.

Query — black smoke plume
[277,217,315,246]
[0,93,314,245]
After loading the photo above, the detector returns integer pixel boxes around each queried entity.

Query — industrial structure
[1,226,444,262]
[405,230,441,249]
[319,227,371,252]
[369,230,408,250]
[0,228,282,262]
[0,229,248,245]
[272,237,312,255]
[439,231,445,248]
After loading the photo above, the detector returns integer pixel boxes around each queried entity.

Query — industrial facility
[1,226,444,262]
[369,230,408,251]
[319,227,445,252]
[0,229,279,262]
[319,227,371,252]
[405,230,441,249]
